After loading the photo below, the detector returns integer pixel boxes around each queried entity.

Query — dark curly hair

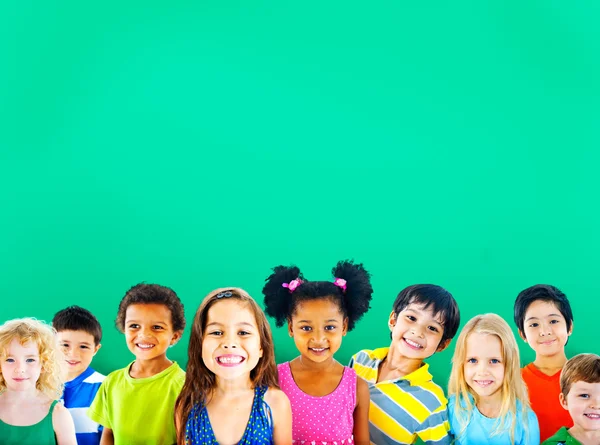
[262,260,373,331]
[115,283,186,332]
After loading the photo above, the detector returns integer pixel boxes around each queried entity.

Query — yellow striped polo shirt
[349,348,451,445]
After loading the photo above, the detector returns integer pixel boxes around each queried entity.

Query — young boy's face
[57,330,101,381]
[124,303,181,362]
[388,302,449,360]
[560,381,600,432]
[520,300,572,357]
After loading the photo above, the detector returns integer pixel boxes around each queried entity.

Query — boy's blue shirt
[61,366,106,445]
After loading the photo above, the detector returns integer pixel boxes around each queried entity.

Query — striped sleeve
[416,400,451,445]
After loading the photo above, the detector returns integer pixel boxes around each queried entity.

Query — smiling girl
[0,318,76,445]
[262,260,373,445]
[175,287,292,444]
[448,313,540,445]
[88,283,186,445]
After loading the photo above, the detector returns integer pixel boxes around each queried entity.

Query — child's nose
[311,328,327,342]
[221,333,238,348]
[410,325,425,338]
[539,322,553,335]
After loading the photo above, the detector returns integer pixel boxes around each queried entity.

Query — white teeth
[405,339,423,349]
[585,414,600,419]
[217,356,243,364]
[137,344,154,349]
[311,348,325,352]
[475,380,493,386]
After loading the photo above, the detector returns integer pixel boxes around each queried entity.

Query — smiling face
[463,332,505,402]
[287,298,347,364]
[0,339,43,393]
[560,381,600,432]
[124,303,182,363]
[202,299,263,382]
[57,330,100,381]
[521,300,572,357]
[389,302,448,360]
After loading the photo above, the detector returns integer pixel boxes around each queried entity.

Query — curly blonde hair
[0,318,64,400]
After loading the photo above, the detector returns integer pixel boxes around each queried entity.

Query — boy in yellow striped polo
[349,284,460,445]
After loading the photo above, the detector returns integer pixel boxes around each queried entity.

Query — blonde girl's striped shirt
[349,348,451,445]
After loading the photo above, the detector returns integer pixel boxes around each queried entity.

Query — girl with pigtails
[262,260,373,445]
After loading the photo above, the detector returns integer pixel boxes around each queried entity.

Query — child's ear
[568,321,574,336]
[287,319,294,338]
[559,392,569,411]
[437,338,451,352]
[93,343,102,355]
[170,331,183,346]
[388,311,397,332]
[342,318,348,336]
[518,329,527,342]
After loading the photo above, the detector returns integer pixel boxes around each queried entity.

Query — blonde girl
[448,313,540,445]
[0,318,76,445]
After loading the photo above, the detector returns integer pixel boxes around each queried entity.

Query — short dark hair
[52,306,103,345]
[263,260,373,331]
[514,284,573,334]
[115,283,186,332]
[392,284,460,345]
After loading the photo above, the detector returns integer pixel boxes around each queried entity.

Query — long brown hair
[175,287,279,445]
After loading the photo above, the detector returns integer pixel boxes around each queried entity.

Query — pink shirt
[278,362,357,444]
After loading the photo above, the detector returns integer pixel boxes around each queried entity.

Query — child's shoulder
[350,347,388,367]
[82,367,106,384]
[418,373,448,407]
[264,386,291,412]
[541,426,571,445]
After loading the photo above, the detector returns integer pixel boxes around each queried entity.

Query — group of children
[0,260,598,445]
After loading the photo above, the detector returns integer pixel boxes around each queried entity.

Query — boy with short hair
[514,284,575,442]
[349,284,461,445]
[542,353,600,445]
[53,305,105,445]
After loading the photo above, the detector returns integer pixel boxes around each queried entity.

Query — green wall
[1,1,599,390]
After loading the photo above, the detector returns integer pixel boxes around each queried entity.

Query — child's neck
[67,368,88,382]
[1,388,42,404]
[378,347,423,382]
[568,424,600,445]
[475,392,502,418]
[296,355,339,372]
[533,351,568,376]
[213,375,253,399]
[130,355,173,378]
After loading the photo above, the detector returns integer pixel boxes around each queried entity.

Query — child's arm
[264,388,292,445]
[174,403,184,441]
[522,409,541,445]
[52,403,77,445]
[353,377,371,445]
[416,405,452,445]
[99,427,115,445]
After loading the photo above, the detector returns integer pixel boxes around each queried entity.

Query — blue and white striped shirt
[61,367,106,445]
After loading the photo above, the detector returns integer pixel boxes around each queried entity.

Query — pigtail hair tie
[282,278,303,293]
[333,278,347,293]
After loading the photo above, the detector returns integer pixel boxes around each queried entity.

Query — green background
[1,1,599,392]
